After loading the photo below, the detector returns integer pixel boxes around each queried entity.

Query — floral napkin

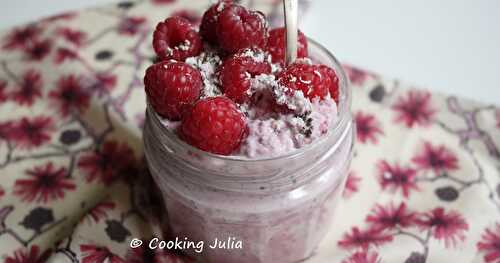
[0,0,499,262]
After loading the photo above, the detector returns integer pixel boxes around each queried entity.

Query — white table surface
[2,0,500,105]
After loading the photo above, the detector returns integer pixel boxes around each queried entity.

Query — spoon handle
[283,0,298,66]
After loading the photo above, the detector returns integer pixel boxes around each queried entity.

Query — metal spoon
[283,0,298,66]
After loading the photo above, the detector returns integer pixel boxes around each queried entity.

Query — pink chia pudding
[142,1,354,262]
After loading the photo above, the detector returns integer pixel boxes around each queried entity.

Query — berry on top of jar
[144,0,340,157]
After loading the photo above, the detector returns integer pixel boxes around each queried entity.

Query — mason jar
[143,39,354,263]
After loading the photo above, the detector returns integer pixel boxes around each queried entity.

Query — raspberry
[318,65,340,103]
[199,0,233,44]
[277,63,332,100]
[216,5,268,54]
[153,16,203,61]
[144,61,202,120]
[219,49,272,103]
[266,27,308,64]
[179,97,248,155]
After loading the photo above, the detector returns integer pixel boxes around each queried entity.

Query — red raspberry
[153,16,203,61]
[216,5,268,54]
[144,61,202,120]
[219,49,272,103]
[199,0,233,44]
[179,97,248,155]
[318,65,340,103]
[266,27,308,64]
[277,63,336,101]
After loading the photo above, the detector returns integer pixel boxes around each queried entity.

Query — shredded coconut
[295,57,313,65]
[177,40,191,51]
[237,48,269,63]
[185,50,222,98]
[271,63,282,74]
[165,47,174,57]
[247,73,312,115]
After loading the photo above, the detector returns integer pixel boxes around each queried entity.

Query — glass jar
[143,39,354,263]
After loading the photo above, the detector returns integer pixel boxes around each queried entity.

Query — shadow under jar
[143,39,354,263]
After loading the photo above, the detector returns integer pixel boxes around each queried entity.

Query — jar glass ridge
[144,39,354,263]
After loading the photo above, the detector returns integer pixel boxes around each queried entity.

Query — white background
[2,0,500,105]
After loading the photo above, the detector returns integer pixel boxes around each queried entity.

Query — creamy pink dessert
[143,1,353,263]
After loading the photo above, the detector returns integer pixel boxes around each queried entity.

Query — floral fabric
[0,0,499,262]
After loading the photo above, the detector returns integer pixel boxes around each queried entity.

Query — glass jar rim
[147,38,351,163]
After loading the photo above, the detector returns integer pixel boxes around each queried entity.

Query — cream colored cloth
[0,0,499,262]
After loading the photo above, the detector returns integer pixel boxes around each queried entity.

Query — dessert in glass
[143,1,354,262]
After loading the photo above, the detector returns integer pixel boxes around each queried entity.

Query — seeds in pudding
[216,4,268,54]
[153,16,203,61]
[199,0,233,44]
[219,48,272,103]
[144,61,202,120]
[267,27,308,64]
[179,97,248,155]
